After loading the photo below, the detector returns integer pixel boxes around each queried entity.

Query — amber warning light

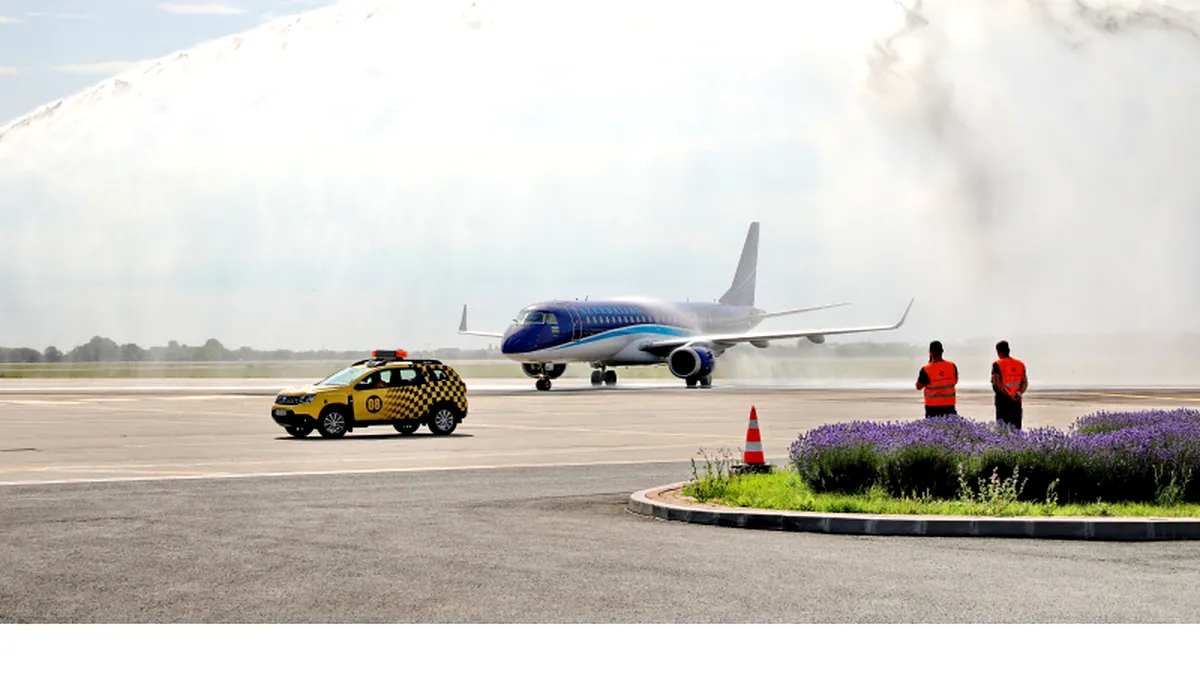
[372,349,408,359]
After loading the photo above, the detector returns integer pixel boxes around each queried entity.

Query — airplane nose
[501,333,519,354]
[501,328,531,355]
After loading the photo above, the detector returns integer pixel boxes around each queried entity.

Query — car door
[352,368,394,424]
[383,366,426,421]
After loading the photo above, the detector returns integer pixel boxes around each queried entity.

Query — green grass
[0,360,532,380]
[0,355,924,380]
[682,470,1200,518]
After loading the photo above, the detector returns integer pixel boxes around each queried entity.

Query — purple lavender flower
[787,407,1200,503]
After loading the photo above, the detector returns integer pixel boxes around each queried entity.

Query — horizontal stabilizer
[757,302,849,319]
[458,304,505,339]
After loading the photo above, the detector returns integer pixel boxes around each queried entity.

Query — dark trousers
[925,405,957,418]
[996,396,1023,429]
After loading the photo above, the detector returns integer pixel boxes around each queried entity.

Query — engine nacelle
[806,334,826,344]
[667,345,715,380]
[521,363,567,379]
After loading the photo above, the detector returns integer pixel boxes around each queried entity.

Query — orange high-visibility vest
[922,360,957,407]
[994,356,1026,398]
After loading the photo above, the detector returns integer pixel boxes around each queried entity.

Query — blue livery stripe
[546,324,693,351]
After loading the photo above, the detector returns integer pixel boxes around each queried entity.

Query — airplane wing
[457,304,506,339]
[641,299,914,356]
[757,302,850,319]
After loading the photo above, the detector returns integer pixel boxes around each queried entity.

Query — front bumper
[271,407,316,427]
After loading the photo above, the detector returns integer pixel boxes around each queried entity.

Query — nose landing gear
[527,362,567,391]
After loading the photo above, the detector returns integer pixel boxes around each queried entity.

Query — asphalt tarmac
[2,384,1200,622]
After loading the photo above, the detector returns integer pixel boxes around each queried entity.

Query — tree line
[0,336,502,364]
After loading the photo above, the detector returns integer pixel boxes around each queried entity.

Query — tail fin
[718,221,758,306]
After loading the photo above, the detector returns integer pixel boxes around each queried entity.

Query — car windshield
[315,365,367,387]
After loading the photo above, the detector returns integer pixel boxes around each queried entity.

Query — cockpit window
[520,311,546,324]
[517,310,559,325]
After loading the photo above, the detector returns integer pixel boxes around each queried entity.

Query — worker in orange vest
[915,340,958,418]
[992,340,1028,429]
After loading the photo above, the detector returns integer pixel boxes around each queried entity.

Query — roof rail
[351,356,445,367]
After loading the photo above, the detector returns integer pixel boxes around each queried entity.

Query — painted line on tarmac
[0,457,704,487]
[468,422,735,441]
[80,404,267,419]
[0,440,723,477]
[0,399,85,406]
[1077,392,1200,404]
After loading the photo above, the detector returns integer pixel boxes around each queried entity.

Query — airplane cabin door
[567,306,583,341]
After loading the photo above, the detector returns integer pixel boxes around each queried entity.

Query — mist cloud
[1,0,1198,362]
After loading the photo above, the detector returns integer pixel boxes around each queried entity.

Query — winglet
[459,304,469,332]
[893,298,915,328]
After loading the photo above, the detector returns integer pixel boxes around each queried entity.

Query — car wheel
[394,421,419,436]
[317,407,348,439]
[428,405,458,436]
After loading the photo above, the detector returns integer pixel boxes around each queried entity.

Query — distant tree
[119,343,146,362]
[198,338,228,361]
[0,347,42,363]
[66,336,121,362]
[43,346,63,363]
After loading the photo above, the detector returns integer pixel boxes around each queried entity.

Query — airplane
[458,221,914,391]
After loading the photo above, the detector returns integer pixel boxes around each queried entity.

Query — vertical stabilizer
[718,221,759,306]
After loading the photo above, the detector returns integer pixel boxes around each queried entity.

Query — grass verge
[681,468,1200,518]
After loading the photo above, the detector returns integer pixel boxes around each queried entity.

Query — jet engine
[806,334,826,344]
[521,363,567,379]
[667,345,715,380]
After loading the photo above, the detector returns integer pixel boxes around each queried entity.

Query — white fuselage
[499,299,764,366]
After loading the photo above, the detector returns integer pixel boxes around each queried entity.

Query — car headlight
[298,394,315,404]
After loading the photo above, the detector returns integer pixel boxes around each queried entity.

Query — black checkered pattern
[363,365,467,422]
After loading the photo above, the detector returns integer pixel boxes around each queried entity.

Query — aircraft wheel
[590,371,603,386]
[603,370,617,386]
[536,378,552,391]
[700,375,713,389]
[686,377,698,389]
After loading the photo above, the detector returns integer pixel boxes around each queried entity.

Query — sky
[0,0,334,125]
[1,0,1198,361]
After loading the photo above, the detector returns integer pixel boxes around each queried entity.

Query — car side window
[356,369,391,389]
[427,368,447,382]
[392,368,422,386]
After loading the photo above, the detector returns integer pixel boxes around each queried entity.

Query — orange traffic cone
[737,406,771,474]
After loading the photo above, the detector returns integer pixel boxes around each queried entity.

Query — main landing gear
[685,375,713,389]
[590,366,617,387]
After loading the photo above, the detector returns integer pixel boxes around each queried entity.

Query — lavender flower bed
[788,409,1200,504]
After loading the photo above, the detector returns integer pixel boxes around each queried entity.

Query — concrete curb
[628,482,1200,541]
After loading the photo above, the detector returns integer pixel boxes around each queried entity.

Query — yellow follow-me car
[271,350,469,439]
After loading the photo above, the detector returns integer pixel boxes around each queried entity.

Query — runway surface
[3,383,1200,622]
[4,383,1200,485]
